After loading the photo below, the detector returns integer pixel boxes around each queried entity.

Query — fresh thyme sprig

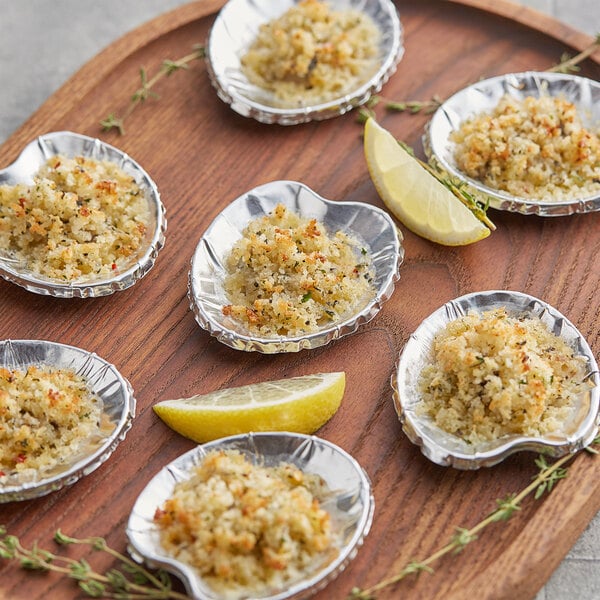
[386,96,443,115]
[0,528,188,599]
[418,154,496,231]
[357,95,442,123]
[585,434,600,455]
[348,436,599,599]
[393,138,496,231]
[548,33,600,73]
[358,32,600,124]
[100,45,206,135]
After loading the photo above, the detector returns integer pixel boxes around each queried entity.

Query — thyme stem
[57,532,170,593]
[548,34,600,73]
[101,45,206,135]
[0,529,189,599]
[418,157,496,231]
[350,444,594,599]
[360,32,600,125]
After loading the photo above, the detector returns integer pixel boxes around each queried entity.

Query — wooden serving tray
[1,1,599,598]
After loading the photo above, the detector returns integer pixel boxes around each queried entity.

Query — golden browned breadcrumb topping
[0,154,149,281]
[241,0,381,106]
[418,308,589,444]
[222,203,374,337]
[451,94,600,201]
[0,365,102,479]
[154,450,336,597]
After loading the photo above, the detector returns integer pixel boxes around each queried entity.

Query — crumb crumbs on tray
[154,449,336,598]
[222,203,375,337]
[0,154,150,281]
[451,94,600,201]
[418,307,589,444]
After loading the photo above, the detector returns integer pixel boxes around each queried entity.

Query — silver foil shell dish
[205,0,404,124]
[424,72,600,216]
[188,180,404,353]
[0,131,167,297]
[127,432,375,600]
[393,290,600,469]
[0,339,136,502]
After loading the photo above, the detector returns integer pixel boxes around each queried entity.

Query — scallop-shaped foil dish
[188,180,403,353]
[424,72,600,216]
[127,432,374,600]
[205,0,404,124]
[393,291,600,469]
[0,339,135,502]
[0,131,166,297]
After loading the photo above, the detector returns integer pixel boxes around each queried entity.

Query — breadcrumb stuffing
[0,365,102,479]
[418,308,589,444]
[241,0,381,106]
[222,203,375,337]
[154,450,336,598]
[451,94,600,201]
[0,154,149,281]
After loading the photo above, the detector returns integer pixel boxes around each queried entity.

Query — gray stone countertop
[0,2,598,599]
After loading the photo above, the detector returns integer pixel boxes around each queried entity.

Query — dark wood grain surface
[1,1,599,598]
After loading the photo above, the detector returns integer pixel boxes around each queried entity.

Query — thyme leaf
[357,106,375,123]
[548,34,600,73]
[385,96,442,115]
[585,434,600,455]
[99,113,125,136]
[401,560,435,575]
[490,494,521,521]
[451,527,478,553]
[356,96,441,123]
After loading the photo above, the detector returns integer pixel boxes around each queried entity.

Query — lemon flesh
[153,372,345,443]
[364,117,490,246]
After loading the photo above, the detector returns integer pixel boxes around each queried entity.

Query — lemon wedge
[364,117,491,246]
[153,372,346,443]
